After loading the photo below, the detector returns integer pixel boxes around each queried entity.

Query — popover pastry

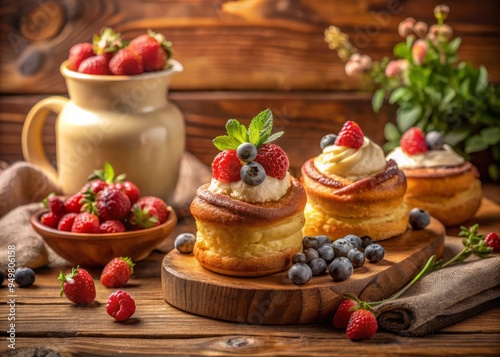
[386,128,482,227]
[190,109,307,277]
[301,121,409,241]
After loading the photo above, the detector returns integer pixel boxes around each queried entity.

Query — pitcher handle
[22,96,69,185]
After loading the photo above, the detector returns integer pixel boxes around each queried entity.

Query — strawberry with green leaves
[128,30,173,72]
[128,196,169,230]
[211,109,289,185]
[100,257,135,288]
[88,162,141,205]
[58,267,96,304]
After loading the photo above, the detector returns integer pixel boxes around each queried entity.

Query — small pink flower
[359,55,373,71]
[412,39,428,65]
[398,17,416,38]
[345,61,363,77]
[397,59,409,72]
[385,60,401,78]
[413,21,428,38]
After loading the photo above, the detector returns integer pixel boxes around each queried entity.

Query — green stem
[441,247,470,268]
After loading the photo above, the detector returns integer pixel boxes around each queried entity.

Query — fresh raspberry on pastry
[387,128,482,227]
[301,120,409,241]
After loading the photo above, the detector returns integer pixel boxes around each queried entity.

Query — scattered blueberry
[361,235,374,249]
[292,252,306,264]
[344,234,362,250]
[331,239,354,258]
[303,248,319,263]
[347,248,365,268]
[364,244,385,263]
[320,133,337,150]
[0,270,4,285]
[174,233,196,254]
[302,236,319,250]
[237,142,258,162]
[425,131,445,150]
[316,235,331,247]
[317,244,335,264]
[15,267,35,287]
[309,258,327,276]
[288,263,313,285]
[240,161,266,186]
[329,257,353,282]
[409,208,431,230]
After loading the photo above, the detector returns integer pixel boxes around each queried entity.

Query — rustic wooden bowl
[31,207,177,267]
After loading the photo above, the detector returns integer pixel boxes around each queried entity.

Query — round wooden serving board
[162,218,445,325]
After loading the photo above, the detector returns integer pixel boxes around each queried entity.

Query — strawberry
[58,267,96,305]
[82,180,109,195]
[78,54,112,75]
[113,181,140,205]
[65,192,84,213]
[67,43,95,71]
[255,143,289,180]
[128,31,170,72]
[92,27,124,56]
[400,127,428,155]
[109,48,144,75]
[100,220,126,233]
[346,309,378,341]
[128,196,169,230]
[100,257,135,288]
[485,232,500,253]
[211,150,242,183]
[106,290,136,321]
[334,121,364,149]
[96,187,131,222]
[57,213,78,231]
[40,211,64,229]
[333,299,358,329]
[43,193,66,215]
[71,212,100,233]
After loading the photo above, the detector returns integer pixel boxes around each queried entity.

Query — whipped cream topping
[208,172,291,203]
[313,137,386,181]
[386,145,464,169]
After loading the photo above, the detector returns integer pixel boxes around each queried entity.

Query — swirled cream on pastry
[386,144,464,169]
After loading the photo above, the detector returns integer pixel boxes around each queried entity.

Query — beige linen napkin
[374,237,500,336]
[0,153,211,271]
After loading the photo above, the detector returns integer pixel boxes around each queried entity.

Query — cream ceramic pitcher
[22,60,185,202]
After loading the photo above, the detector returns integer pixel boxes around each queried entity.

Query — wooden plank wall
[1,0,499,172]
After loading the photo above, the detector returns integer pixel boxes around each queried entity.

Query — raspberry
[401,127,428,155]
[106,290,136,321]
[485,232,500,253]
[346,309,378,340]
[334,121,364,149]
[255,143,289,180]
[211,149,242,183]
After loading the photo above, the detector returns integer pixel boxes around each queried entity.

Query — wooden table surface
[1,186,499,357]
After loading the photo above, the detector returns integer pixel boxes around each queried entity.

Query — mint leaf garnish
[212,108,282,151]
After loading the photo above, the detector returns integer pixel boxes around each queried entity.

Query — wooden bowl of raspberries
[30,163,177,267]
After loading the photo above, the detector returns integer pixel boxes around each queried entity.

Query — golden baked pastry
[191,177,306,276]
[190,109,307,276]
[301,158,409,241]
[301,121,409,241]
[386,128,482,227]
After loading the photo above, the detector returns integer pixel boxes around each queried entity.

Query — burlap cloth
[374,238,500,336]
[0,158,498,336]
[0,153,211,272]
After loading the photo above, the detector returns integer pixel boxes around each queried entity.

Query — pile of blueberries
[288,234,385,285]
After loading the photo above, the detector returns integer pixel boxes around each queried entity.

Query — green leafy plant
[325,5,500,180]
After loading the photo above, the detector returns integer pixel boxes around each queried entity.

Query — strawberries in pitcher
[66,27,173,75]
